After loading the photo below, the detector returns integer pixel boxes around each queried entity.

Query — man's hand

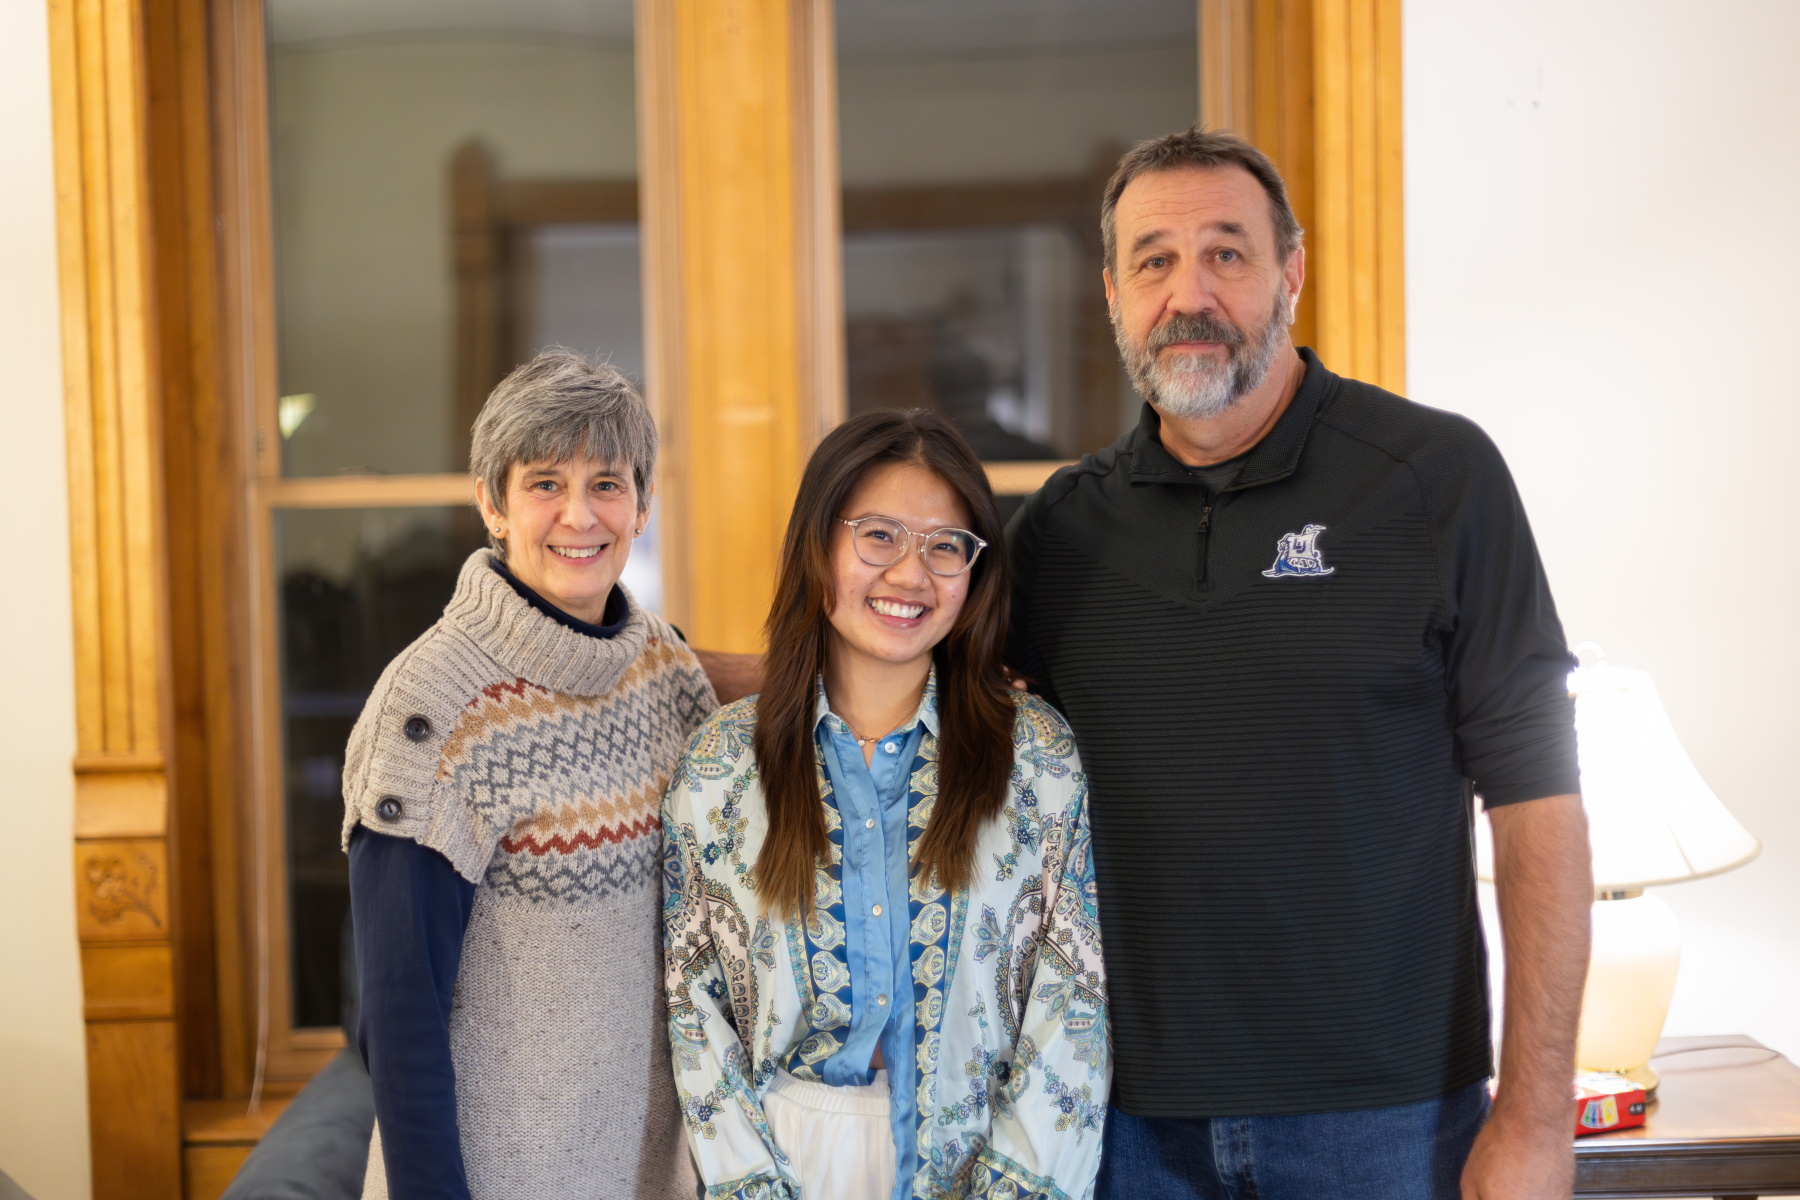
[1462,792,1591,1199]
[1462,1107,1574,1199]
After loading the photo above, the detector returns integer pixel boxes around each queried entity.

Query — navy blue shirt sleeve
[348,826,477,1200]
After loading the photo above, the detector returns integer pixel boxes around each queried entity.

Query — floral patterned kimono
[661,682,1109,1200]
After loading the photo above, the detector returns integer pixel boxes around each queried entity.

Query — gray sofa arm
[220,1050,373,1200]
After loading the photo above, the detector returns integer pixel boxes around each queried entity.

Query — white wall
[0,0,91,1196]
[1407,0,1800,1059]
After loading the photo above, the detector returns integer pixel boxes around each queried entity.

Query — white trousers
[763,1068,897,1200]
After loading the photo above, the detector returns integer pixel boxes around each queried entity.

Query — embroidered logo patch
[1262,523,1336,578]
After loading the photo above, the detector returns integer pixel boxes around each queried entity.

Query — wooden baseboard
[182,1147,250,1200]
[181,1096,294,1200]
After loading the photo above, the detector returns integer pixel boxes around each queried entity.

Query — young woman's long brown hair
[752,409,1016,916]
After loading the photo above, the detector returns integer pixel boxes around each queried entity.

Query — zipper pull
[1196,504,1214,591]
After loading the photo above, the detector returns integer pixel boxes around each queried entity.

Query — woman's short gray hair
[470,349,657,548]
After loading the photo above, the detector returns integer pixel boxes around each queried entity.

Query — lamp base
[1615,1062,1659,1098]
[1574,890,1681,1098]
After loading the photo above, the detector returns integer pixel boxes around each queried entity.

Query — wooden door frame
[635,0,846,649]
[49,0,189,1192]
[1201,0,1406,394]
[49,0,1400,1191]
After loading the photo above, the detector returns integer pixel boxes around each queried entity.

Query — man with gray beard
[1003,128,1593,1200]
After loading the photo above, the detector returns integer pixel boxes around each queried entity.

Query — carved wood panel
[75,839,171,942]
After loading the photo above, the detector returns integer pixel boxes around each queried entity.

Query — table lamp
[1476,642,1760,1094]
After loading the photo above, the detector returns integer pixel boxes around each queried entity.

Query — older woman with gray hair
[341,349,717,1200]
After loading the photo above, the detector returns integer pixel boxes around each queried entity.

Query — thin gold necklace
[842,720,892,748]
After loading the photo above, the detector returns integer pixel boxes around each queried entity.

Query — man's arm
[693,649,763,705]
[1461,792,1592,1200]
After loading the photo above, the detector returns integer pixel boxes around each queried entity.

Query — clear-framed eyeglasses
[838,515,989,577]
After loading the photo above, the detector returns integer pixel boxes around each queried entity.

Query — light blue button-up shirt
[813,679,936,1200]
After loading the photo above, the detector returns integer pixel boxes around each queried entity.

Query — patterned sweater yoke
[342,549,718,1200]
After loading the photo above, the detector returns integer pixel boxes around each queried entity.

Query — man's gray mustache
[1147,313,1245,353]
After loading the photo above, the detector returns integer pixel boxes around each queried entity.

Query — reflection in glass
[836,0,1198,463]
[266,0,639,477]
[276,506,486,1028]
[525,224,645,386]
[845,229,1073,462]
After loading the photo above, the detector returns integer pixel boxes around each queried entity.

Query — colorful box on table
[1573,1072,1648,1136]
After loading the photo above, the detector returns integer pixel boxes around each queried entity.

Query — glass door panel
[519,222,662,611]
[275,505,488,1028]
[525,224,645,384]
[835,0,1199,474]
[262,0,645,1034]
[266,0,641,477]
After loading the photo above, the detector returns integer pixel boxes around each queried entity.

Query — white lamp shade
[1475,658,1759,889]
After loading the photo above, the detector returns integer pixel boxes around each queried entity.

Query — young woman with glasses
[662,409,1109,1200]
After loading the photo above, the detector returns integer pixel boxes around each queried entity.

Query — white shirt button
[877,994,889,1006]
[865,817,875,829]
[883,741,898,754]
[871,904,883,917]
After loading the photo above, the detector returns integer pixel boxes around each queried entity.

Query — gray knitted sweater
[341,550,716,1199]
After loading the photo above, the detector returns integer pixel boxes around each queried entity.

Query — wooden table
[1575,1035,1800,1199]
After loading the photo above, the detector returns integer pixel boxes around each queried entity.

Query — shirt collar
[814,667,941,741]
[1127,346,1335,490]
[489,555,629,638]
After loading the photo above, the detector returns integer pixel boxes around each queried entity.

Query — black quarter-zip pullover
[1006,348,1579,1118]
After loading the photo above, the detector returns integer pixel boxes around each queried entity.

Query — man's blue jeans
[1094,1080,1491,1200]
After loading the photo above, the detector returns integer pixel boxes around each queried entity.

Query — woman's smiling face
[476,453,644,623]
[826,461,973,676]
